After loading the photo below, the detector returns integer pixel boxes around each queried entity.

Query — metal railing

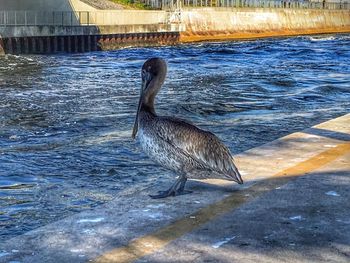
[0,10,169,27]
[143,0,350,9]
[0,11,91,26]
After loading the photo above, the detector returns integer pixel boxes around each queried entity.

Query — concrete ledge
[0,113,349,262]
[0,24,182,38]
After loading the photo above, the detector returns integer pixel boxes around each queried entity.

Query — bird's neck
[140,102,156,115]
[140,77,161,115]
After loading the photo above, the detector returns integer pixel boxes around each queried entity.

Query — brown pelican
[132,58,243,199]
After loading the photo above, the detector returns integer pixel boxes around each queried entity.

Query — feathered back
[151,116,243,183]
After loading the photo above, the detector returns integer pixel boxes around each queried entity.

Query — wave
[308,36,336,42]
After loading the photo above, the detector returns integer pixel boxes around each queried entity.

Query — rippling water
[0,34,349,241]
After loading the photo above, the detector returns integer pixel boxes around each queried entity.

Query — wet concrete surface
[137,153,350,263]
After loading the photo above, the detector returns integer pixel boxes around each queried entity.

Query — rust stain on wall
[180,27,350,42]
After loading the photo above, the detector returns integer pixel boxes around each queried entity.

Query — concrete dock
[0,113,349,262]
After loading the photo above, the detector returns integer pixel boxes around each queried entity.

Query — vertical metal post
[24,37,29,53]
[53,36,58,52]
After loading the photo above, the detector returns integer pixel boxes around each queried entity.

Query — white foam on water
[84,130,131,145]
[328,73,350,78]
[326,191,340,197]
[0,252,10,257]
[77,217,104,223]
[289,215,302,221]
[146,204,166,209]
[309,36,335,42]
[70,249,84,253]
[82,229,96,235]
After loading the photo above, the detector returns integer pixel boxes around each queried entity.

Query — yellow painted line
[94,142,350,263]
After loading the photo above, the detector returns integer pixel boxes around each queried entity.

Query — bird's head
[132,58,167,139]
[141,57,167,94]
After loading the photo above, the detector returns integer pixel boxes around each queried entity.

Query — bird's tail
[231,166,243,184]
[225,158,243,184]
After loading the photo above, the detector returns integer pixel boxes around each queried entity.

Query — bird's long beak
[132,80,146,139]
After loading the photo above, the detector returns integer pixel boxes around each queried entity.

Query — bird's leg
[149,174,191,199]
[177,177,187,192]
[176,176,192,195]
[149,177,181,199]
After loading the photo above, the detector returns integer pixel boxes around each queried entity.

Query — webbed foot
[149,175,190,199]
[149,190,175,199]
[149,189,193,199]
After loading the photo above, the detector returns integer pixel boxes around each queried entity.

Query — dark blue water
[0,34,349,241]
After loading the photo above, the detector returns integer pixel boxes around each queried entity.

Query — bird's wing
[154,117,241,181]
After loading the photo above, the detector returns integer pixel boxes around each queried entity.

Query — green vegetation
[109,0,152,9]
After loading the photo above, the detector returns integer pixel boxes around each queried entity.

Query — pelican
[132,58,243,199]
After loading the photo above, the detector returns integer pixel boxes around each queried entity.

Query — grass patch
[109,0,154,9]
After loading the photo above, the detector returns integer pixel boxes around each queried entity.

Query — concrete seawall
[180,8,350,42]
[1,5,350,54]
[0,31,180,54]
[0,8,180,54]
[0,0,179,54]
[0,17,181,53]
